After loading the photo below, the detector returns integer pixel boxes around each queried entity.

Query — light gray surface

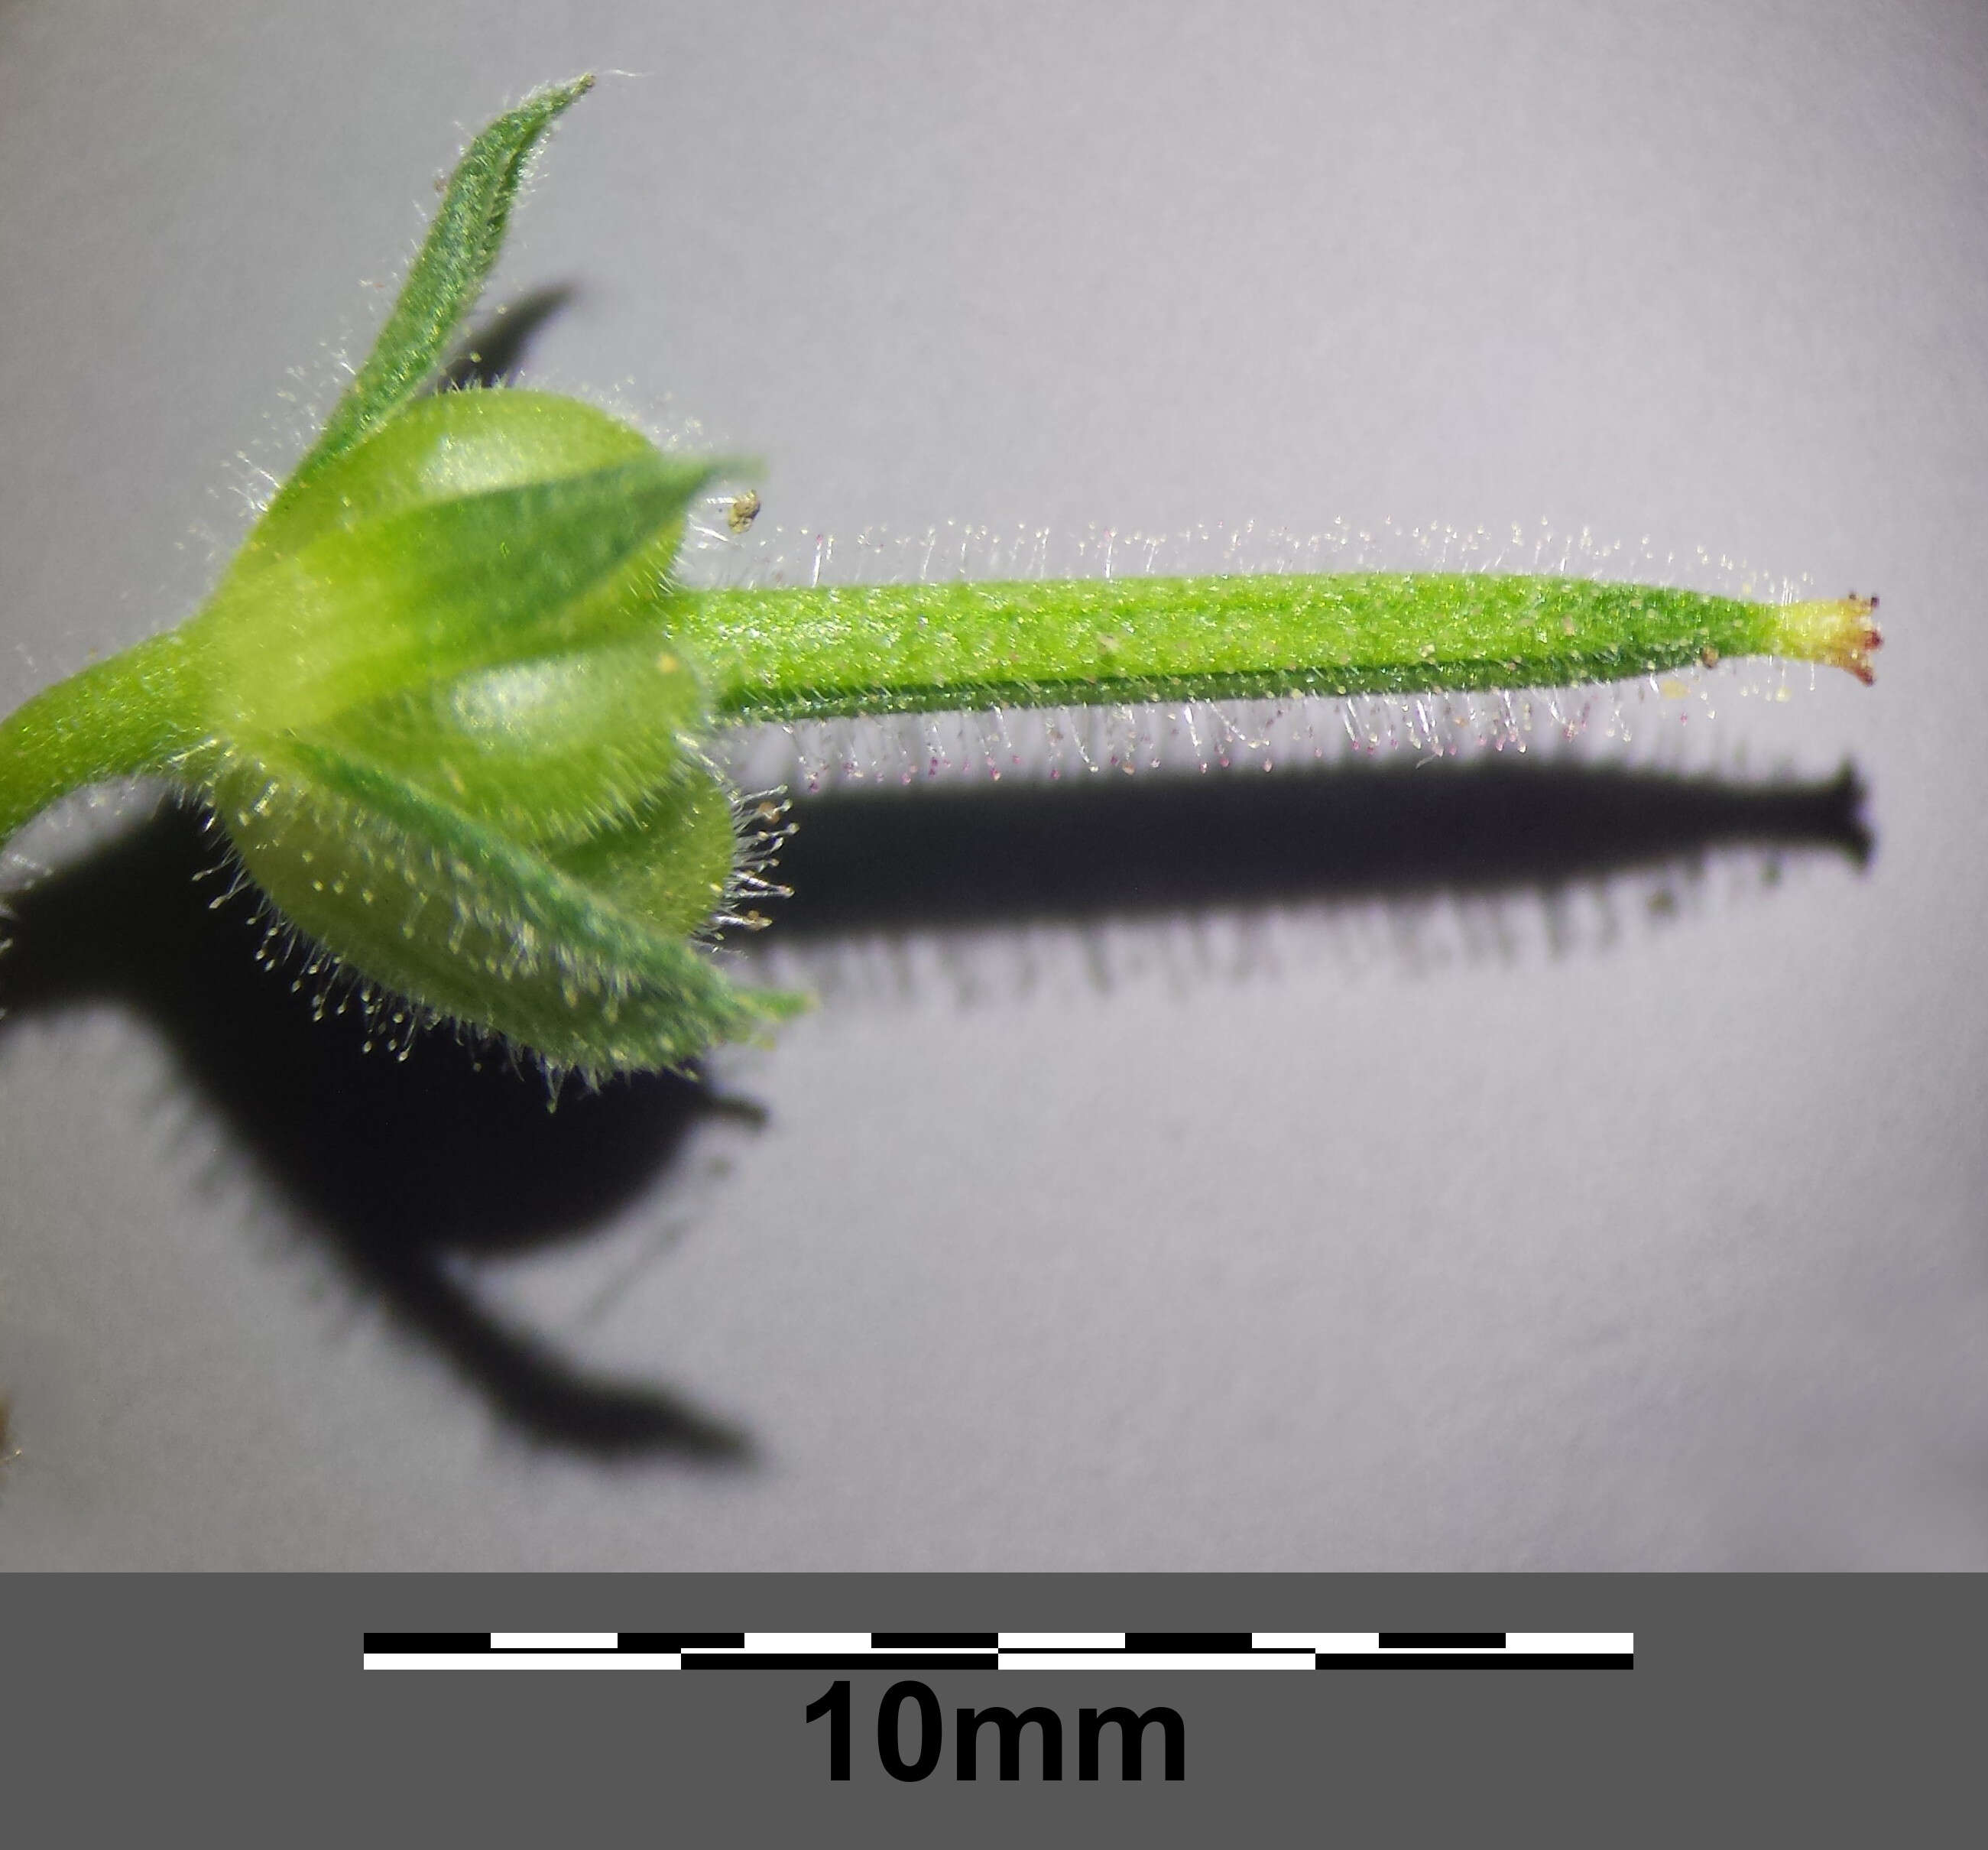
[0,0,1983,1568]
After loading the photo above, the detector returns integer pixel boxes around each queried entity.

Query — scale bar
[362,1631,1633,1670]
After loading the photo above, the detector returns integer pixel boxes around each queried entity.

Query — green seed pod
[195,391,801,1073]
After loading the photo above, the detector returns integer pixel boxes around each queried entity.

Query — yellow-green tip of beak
[1773,593,1883,684]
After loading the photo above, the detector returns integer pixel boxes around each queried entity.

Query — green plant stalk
[675,574,1879,725]
[0,631,206,843]
[0,573,1876,848]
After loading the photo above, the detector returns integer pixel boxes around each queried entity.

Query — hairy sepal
[215,738,803,1076]
[544,771,752,938]
[278,76,595,495]
[238,390,671,571]
[318,641,711,849]
[193,450,721,737]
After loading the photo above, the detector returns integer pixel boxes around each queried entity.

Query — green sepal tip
[281,75,596,497]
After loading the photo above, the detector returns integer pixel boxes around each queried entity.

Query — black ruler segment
[1122,1634,1257,1654]
[684,1652,1000,1672]
[364,1633,490,1654]
[870,1634,1000,1650]
[1377,1633,1506,1650]
[1318,1652,1632,1670]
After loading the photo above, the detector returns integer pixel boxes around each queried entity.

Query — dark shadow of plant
[0,801,759,1461]
[0,757,1870,1460]
[770,758,1873,935]
[438,284,576,391]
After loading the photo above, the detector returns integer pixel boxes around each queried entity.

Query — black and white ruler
[363,1631,1632,1670]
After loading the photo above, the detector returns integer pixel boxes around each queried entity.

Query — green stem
[676,573,1876,726]
[0,631,208,842]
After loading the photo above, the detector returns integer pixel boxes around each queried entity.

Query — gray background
[0,0,1981,1568]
